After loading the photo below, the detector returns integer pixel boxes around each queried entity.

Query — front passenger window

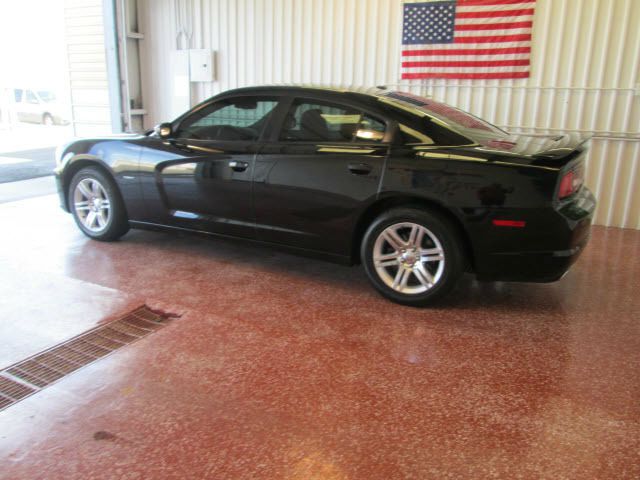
[176,97,278,141]
[26,90,39,104]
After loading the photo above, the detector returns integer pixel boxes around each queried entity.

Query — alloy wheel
[372,222,445,295]
[73,178,111,233]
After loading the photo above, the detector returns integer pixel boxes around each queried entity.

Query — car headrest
[340,122,358,140]
[300,109,329,140]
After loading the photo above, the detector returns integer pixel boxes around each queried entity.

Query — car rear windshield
[382,91,509,140]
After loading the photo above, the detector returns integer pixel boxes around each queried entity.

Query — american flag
[401,0,536,79]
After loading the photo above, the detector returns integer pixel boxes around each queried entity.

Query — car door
[253,96,390,257]
[139,95,281,238]
[13,89,27,122]
[23,90,42,123]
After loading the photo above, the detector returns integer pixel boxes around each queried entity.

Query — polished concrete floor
[0,195,639,479]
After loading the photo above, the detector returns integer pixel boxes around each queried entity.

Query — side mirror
[154,122,173,139]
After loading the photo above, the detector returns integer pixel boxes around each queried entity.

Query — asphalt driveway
[0,147,56,183]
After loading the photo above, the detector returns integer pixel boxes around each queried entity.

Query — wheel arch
[351,195,476,271]
[61,157,122,212]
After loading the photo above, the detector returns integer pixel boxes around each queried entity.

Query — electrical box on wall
[189,49,215,82]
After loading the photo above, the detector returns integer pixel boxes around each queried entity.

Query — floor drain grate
[0,376,35,409]
[0,305,177,411]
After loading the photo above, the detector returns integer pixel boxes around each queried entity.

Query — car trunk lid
[481,132,591,168]
[479,132,591,201]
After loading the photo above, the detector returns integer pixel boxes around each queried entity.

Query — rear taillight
[558,164,584,200]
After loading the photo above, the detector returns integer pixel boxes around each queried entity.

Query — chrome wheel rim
[73,178,111,233]
[373,222,445,295]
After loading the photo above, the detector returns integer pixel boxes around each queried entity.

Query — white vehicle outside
[10,88,69,126]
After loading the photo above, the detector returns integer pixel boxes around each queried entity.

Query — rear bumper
[475,187,596,282]
[478,239,590,282]
[53,115,70,126]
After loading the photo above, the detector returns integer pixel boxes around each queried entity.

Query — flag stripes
[401,0,536,79]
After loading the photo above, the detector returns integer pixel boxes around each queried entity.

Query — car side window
[399,124,435,145]
[280,99,386,143]
[14,89,23,103]
[176,97,279,141]
[392,110,470,146]
[26,90,39,104]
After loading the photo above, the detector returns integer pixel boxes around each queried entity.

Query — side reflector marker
[492,219,526,228]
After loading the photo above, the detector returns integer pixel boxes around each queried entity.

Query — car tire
[68,167,129,241]
[361,207,465,307]
[42,113,54,126]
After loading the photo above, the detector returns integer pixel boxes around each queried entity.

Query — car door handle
[347,162,372,175]
[228,160,249,172]
[167,139,193,153]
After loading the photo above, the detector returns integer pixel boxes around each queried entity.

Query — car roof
[218,84,389,100]
[210,84,406,117]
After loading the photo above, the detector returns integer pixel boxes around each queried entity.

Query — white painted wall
[138,0,640,229]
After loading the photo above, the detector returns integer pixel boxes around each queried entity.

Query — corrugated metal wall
[138,0,640,229]
[64,0,113,136]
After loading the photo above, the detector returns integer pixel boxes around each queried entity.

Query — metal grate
[0,305,177,411]
[0,376,35,409]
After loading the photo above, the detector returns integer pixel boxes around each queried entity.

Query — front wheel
[361,208,465,306]
[68,167,129,241]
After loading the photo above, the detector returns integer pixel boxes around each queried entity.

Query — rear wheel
[361,208,464,306]
[42,113,54,126]
[68,167,129,241]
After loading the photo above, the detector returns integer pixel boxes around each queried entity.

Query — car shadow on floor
[65,227,572,318]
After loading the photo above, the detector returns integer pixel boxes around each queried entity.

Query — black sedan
[54,86,595,306]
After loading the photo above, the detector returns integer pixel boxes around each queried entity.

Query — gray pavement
[0,176,58,204]
[0,147,56,183]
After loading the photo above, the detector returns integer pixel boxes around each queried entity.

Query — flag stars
[402,1,456,44]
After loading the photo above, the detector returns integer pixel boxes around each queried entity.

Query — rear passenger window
[280,99,386,142]
[392,110,470,146]
[399,124,435,145]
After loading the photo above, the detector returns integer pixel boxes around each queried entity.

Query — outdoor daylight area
[0,0,113,203]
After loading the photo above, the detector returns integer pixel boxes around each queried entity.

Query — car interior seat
[300,109,329,140]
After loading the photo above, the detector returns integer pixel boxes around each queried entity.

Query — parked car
[12,88,69,125]
[54,86,595,306]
